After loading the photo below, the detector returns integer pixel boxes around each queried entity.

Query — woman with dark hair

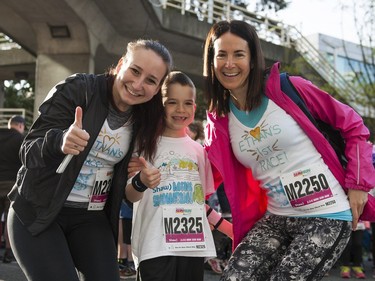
[7,39,173,281]
[203,20,375,280]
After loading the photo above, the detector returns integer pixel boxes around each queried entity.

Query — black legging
[8,207,119,281]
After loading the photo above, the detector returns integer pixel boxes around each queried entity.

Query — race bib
[162,206,206,251]
[88,169,113,211]
[280,164,337,212]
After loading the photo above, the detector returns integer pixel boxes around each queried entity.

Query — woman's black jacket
[8,73,135,244]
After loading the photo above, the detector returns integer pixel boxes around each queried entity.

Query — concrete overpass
[0,0,299,117]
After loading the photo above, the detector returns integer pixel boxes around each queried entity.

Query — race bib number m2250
[280,164,337,212]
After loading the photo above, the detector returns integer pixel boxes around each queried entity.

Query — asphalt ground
[0,247,374,281]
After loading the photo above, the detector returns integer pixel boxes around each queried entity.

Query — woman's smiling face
[213,32,251,95]
[112,48,167,112]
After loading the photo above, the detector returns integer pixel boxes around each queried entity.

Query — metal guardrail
[151,0,364,115]
[0,108,33,129]
[158,0,290,45]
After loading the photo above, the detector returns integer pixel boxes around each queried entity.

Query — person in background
[7,39,172,281]
[118,200,136,279]
[339,225,367,279]
[0,115,26,263]
[126,71,233,281]
[205,185,233,275]
[187,120,205,145]
[203,20,375,280]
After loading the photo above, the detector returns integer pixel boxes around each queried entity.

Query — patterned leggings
[220,215,351,281]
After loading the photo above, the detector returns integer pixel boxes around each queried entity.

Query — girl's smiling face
[112,48,167,112]
[163,83,196,138]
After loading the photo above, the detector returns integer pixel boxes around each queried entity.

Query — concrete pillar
[33,53,92,119]
[0,81,4,108]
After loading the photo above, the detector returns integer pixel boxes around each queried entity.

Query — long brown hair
[203,20,265,116]
[109,39,173,161]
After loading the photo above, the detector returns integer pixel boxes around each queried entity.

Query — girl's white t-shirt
[131,136,216,264]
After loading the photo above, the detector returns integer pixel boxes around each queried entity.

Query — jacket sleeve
[290,76,375,192]
[21,74,88,169]
[201,149,215,200]
[204,113,224,190]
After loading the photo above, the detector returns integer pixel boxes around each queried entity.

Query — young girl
[126,71,233,281]
[7,39,172,281]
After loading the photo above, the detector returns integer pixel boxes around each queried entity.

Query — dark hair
[109,39,173,161]
[188,121,204,141]
[203,20,265,116]
[161,71,196,98]
[8,115,26,127]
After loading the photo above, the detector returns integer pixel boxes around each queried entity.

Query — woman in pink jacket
[203,20,375,281]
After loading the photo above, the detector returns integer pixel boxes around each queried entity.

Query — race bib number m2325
[163,206,206,251]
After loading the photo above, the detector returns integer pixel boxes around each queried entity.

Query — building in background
[306,33,374,84]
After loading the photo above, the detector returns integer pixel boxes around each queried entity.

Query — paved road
[0,247,219,281]
[0,248,374,281]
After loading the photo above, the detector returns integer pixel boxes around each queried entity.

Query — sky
[270,0,363,44]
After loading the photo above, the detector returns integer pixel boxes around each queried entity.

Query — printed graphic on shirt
[152,150,204,208]
[239,120,286,171]
[241,119,268,141]
[68,120,131,202]
[264,182,290,207]
[92,127,124,159]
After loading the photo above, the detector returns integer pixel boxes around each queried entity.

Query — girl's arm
[206,205,233,239]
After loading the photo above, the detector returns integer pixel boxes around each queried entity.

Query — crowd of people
[1,19,374,281]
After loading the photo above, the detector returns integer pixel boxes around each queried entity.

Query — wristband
[214,217,224,229]
[206,206,222,225]
[131,172,148,192]
[206,207,213,217]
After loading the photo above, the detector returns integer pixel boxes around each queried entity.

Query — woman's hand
[61,107,90,155]
[348,189,368,230]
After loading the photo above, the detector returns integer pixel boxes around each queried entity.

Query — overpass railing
[157,0,291,45]
[150,0,362,114]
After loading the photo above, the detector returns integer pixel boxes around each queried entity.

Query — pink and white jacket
[205,63,375,249]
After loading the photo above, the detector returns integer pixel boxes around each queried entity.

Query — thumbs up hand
[135,156,161,189]
[61,106,90,155]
